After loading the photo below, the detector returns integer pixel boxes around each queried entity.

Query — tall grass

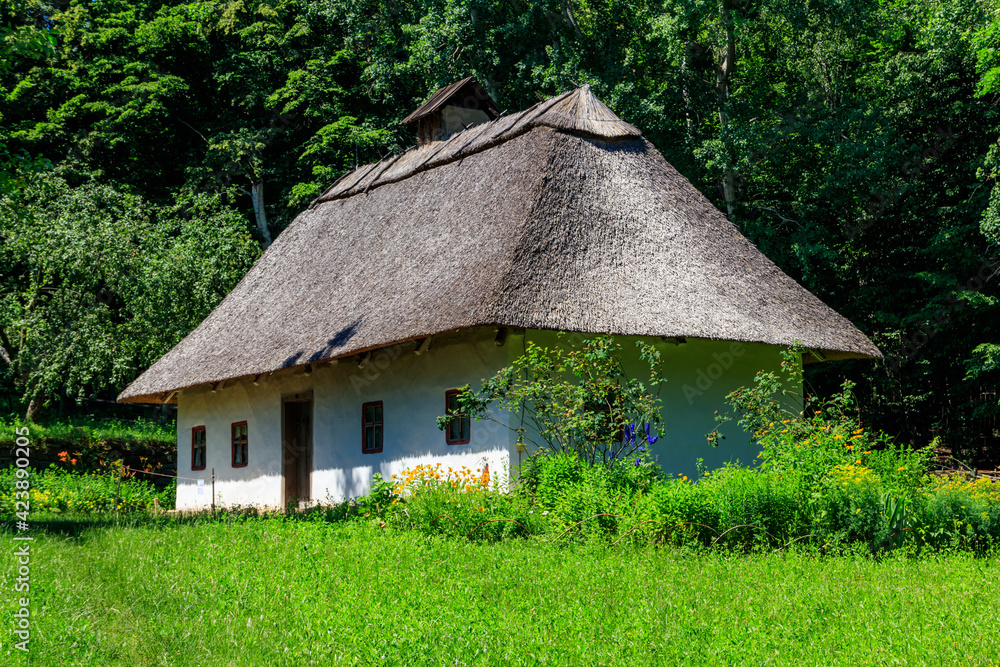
[384,456,1000,552]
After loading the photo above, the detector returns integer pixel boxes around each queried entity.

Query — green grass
[2,517,999,666]
[0,417,176,447]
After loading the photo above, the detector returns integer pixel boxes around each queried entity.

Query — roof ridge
[309,87,641,208]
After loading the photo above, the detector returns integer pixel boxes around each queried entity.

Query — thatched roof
[119,85,880,404]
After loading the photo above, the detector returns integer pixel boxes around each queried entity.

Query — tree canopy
[0,0,997,461]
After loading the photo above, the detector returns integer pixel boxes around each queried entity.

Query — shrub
[371,343,990,555]
[0,463,173,514]
[811,464,892,548]
[912,473,1000,551]
[513,450,672,541]
[639,477,719,546]
[439,335,667,467]
[386,463,532,541]
[699,465,808,546]
[712,344,934,491]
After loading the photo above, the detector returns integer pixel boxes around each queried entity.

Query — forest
[1,0,998,462]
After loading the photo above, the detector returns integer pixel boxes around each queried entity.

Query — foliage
[438,335,666,466]
[0,462,174,513]
[0,0,997,457]
[712,345,935,492]
[0,15,56,193]
[912,472,1000,550]
[380,455,1000,553]
[352,471,395,517]
[0,172,259,412]
[0,416,176,447]
[402,343,995,552]
[383,462,532,540]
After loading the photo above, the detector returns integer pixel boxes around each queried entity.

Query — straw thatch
[119,85,880,404]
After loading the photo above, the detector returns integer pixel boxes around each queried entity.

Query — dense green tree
[0,0,996,457]
[0,172,259,419]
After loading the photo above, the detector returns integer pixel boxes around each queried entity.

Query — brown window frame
[231,421,249,468]
[191,425,207,471]
[362,401,384,454]
[445,389,471,445]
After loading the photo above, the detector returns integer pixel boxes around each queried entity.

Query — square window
[232,421,249,468]
[191,426,207,471]
[362,401,383,454]
[445,389,471,445]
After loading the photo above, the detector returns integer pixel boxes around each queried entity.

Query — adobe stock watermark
[11,425,33,652]
[843,124,958,240]
[681,342,746,405]
[349,344,405,395]
[886,254,1000,372]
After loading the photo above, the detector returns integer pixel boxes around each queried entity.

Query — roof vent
[400,77,501,145]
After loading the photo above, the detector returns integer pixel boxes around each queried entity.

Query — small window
[232,421,249,468]
[445,389,471,445]
[191,426,207,471]
[362,401,383,454]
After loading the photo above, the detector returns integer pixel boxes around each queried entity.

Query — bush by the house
[0,462,175,513]
[368,344,1000,553]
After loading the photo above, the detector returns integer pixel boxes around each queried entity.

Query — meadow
[2,516,999,666]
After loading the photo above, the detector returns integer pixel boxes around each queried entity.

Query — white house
[118,79,880,509]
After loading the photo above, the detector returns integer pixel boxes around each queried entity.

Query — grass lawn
[0,418,176,447]
[2,517,999,666]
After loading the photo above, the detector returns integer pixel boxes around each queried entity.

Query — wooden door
[283,397,312,506]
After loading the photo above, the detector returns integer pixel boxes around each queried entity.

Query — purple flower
[634,458,641,467]
[645,424,658,445]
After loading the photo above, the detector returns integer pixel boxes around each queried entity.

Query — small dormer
[400,77,501,145]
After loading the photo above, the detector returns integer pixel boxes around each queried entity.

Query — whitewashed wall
[175,328,792,509]
[175,329,511,509]
[509,332,790,478]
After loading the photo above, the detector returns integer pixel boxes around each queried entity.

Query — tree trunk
[0,325,13,367]
[561,0,583,40]
[250,179,272,249]
[25,392,44,422]
[715,1,738,220]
